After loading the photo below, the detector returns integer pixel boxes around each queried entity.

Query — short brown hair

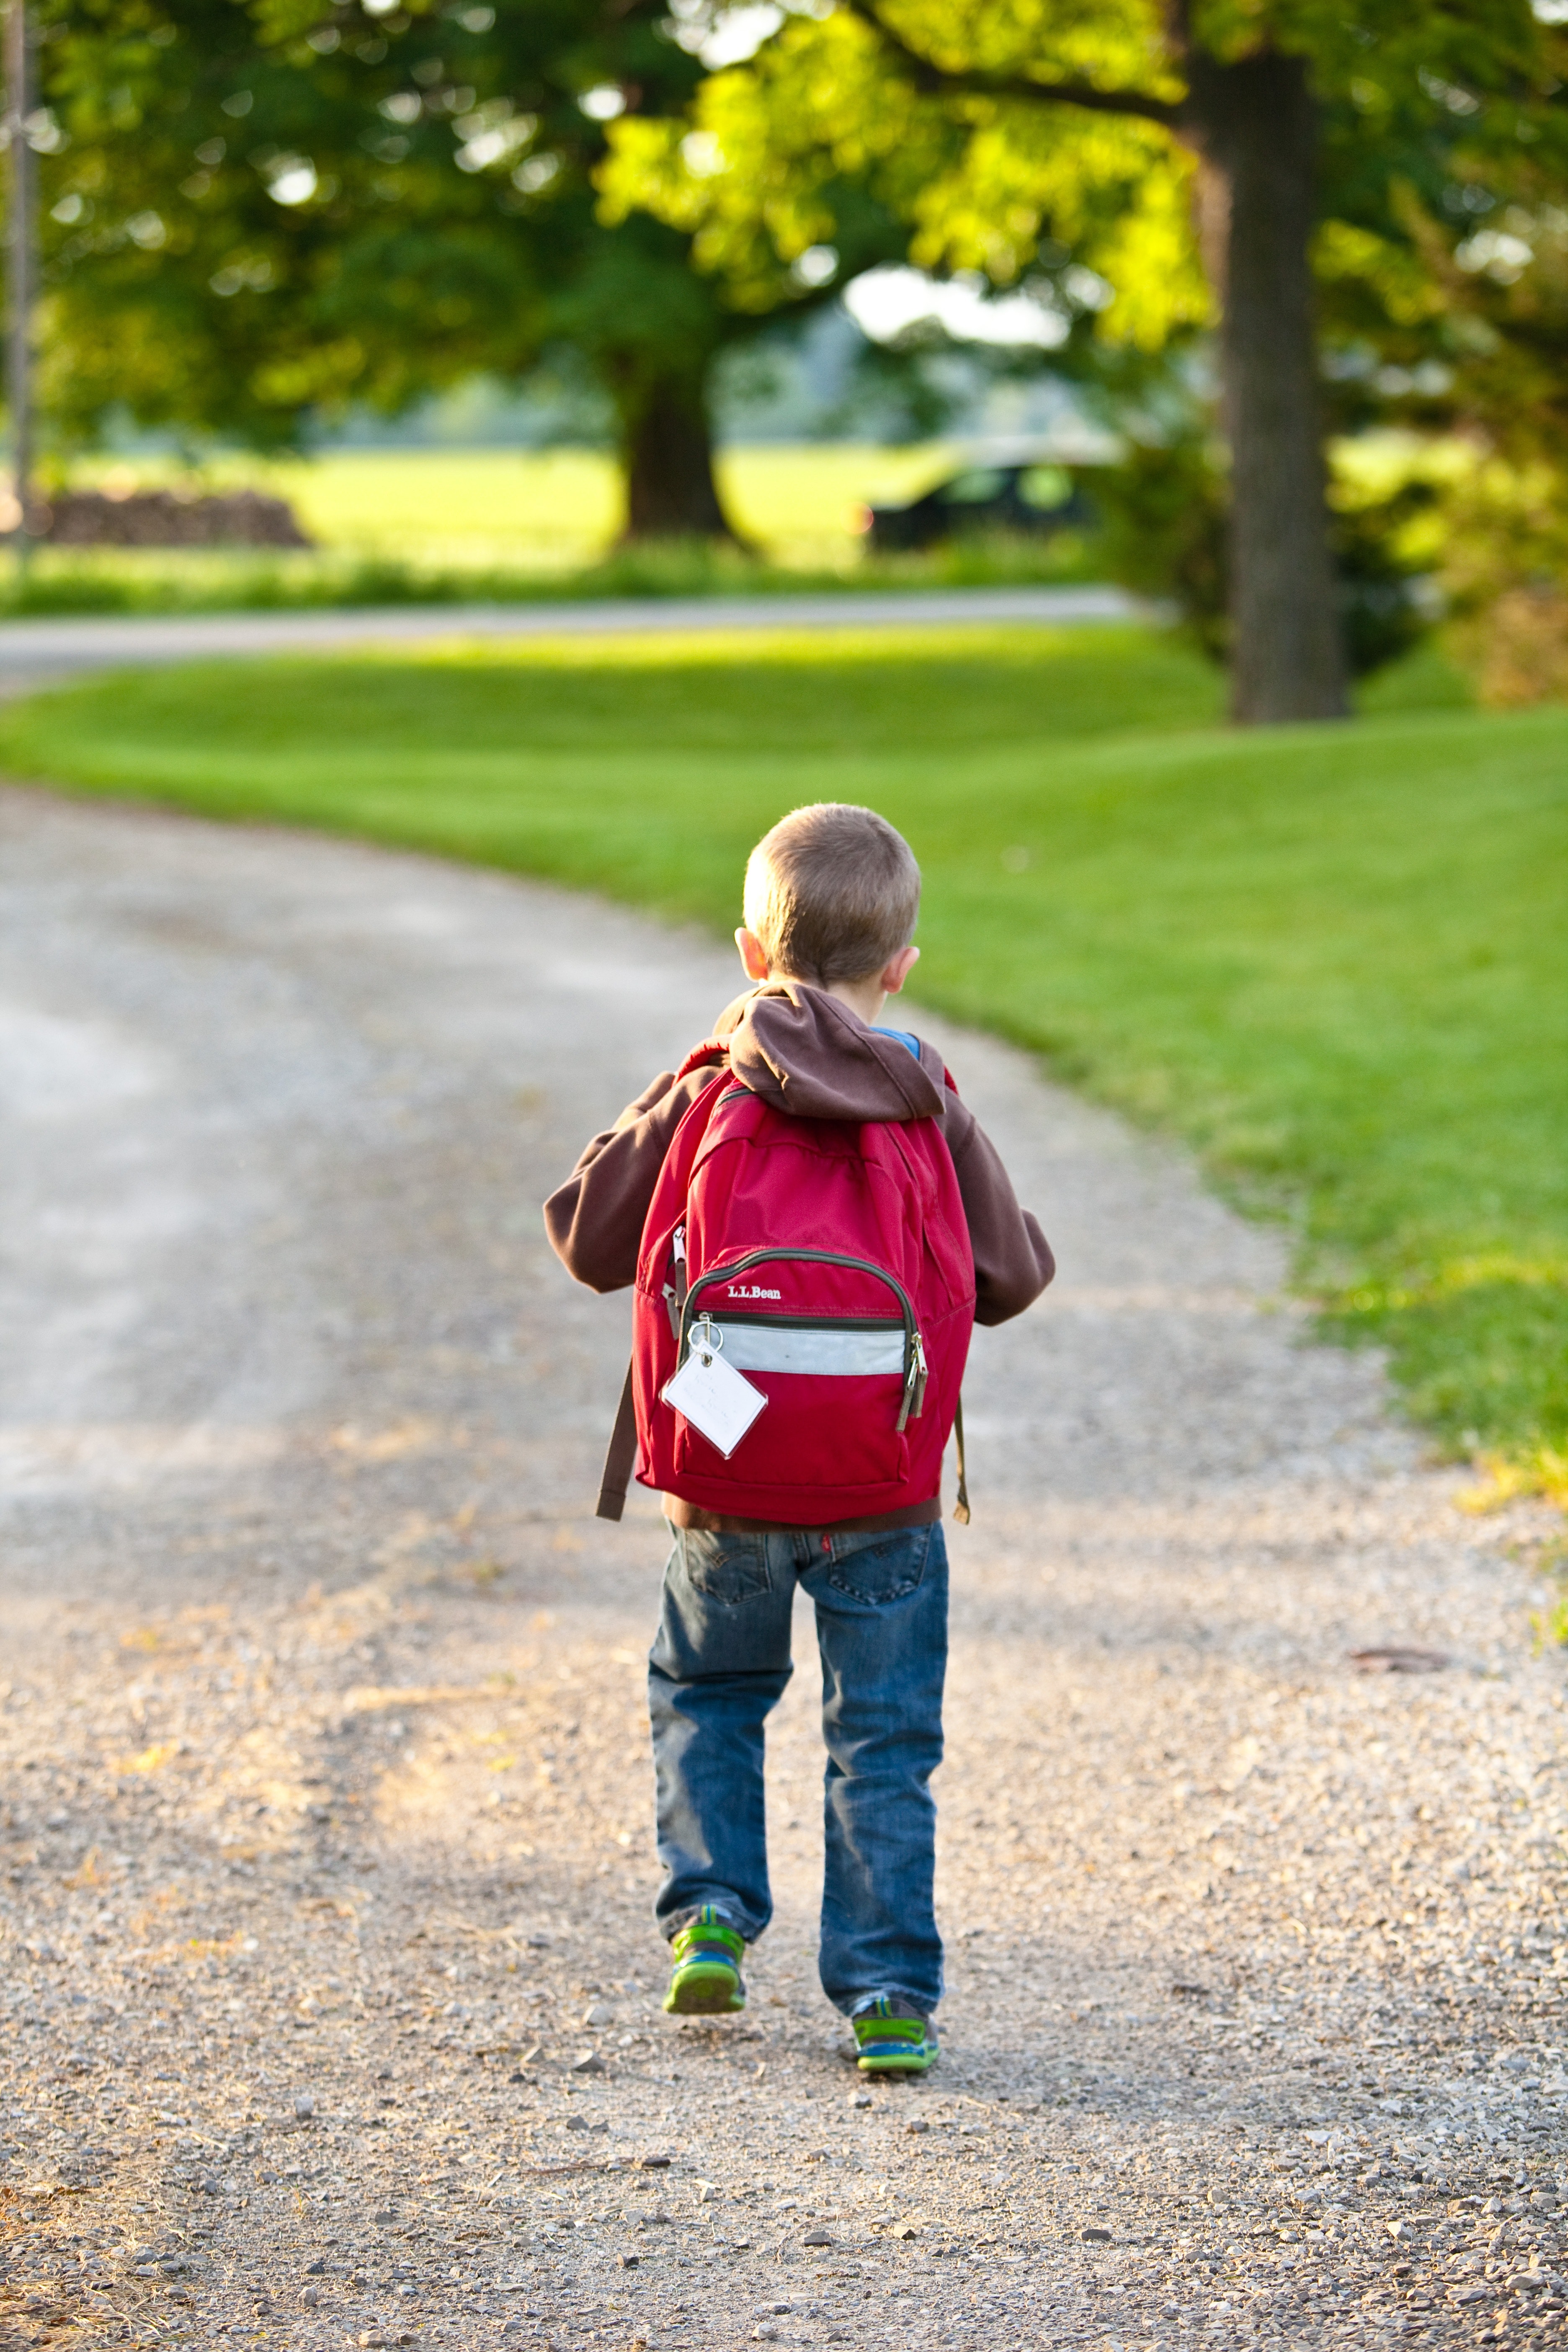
[743,803,921,988]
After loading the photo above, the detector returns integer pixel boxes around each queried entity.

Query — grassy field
[65,444,963,568]
[11,444,1097,615]
[2,623,1562,1492]
[271,444,955,565]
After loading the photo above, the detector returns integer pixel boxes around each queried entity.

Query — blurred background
[0,0,1562,711]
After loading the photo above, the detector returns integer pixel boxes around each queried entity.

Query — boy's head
[738,804,921,1006]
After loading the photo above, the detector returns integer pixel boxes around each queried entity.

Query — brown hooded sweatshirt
[543,982,1055,1533]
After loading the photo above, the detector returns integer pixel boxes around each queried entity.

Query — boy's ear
[882,944,921,995]
[735,927,772,983]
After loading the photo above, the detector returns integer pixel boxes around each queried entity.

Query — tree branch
[837,0,1185,130]
[1161,0,1195,75]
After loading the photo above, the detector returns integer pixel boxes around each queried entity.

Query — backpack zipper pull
[665,1222,689,1338]
[896,1331,928,1431]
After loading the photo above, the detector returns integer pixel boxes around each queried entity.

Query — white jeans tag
[663,1339,767,1458]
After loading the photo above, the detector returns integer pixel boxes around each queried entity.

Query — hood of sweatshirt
[711,981,948,1124]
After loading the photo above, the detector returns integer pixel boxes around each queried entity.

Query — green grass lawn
[2,622,1563,1488]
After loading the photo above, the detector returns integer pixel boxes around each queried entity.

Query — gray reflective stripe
[707,1320,905,1377]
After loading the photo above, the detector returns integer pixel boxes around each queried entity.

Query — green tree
[36,0,538,449]
[605,0,1566,718]
[34,0,897,532]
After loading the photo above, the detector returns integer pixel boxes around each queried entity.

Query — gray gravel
[1,783,1565,2352]
[0,586,1136,699]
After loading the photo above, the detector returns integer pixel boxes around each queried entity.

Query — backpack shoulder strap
[597,1065,733,1524]
[596,1360,638,1523]
[674,1040,729,1082]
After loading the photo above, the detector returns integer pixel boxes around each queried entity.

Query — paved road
[0,786,1563,2352]
[0,585,1137,697]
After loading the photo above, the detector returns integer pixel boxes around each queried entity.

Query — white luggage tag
[662,1315,767,1458]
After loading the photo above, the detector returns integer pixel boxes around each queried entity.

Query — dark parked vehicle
[864,461,1094,552]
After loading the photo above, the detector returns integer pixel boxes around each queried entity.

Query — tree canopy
[18,0,1568,701]
[33,0,900,526]
[606,0,1567,715]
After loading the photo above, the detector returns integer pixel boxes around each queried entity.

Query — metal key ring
[689,1315,722,1362]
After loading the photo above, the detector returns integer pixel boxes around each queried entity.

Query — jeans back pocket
[676,1529,772,1606]
[823,1526,932,1604]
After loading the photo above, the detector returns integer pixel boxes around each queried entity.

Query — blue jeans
[648,1522,947,2018]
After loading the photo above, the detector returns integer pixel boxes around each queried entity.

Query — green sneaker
[851,1998,939,2074]
[663,1906,747,2015]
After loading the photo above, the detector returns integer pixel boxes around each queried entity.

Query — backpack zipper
[680,1247,927,1428]
[661,1222,689,1339]
[703,1310,903,1334]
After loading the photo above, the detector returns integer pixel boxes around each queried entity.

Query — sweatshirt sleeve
[942,1092,1055,1326]
[543,1064,725,1294]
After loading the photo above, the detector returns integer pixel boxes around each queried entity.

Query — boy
[544,803,1052,2072]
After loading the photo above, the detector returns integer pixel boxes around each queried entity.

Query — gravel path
[0,587,1135,699]
[1,784,1565,2352]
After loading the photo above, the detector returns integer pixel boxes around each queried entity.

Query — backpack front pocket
[671,1365,910,1491]
[665,1250,924,1506]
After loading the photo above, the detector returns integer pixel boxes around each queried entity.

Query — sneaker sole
[856,2046,937,2074]
[663,1965,745,2017]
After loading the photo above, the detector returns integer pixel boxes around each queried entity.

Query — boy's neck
[773,972,888,1027]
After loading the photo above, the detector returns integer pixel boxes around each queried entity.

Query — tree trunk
[609,353,740,543]
[1187,50,1346,723]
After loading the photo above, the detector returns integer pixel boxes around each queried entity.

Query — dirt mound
[28,485,313,548]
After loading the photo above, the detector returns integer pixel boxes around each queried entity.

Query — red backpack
[596,1052,976,1526]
